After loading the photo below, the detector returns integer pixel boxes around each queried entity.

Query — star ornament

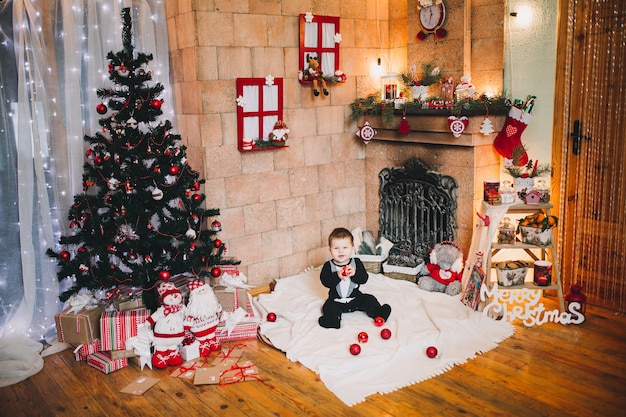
[334,33,342,43]
[265,74,275,86]
[304,12,314,23]
[236,95,246,108]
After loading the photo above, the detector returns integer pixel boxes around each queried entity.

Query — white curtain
[0,0,171,387]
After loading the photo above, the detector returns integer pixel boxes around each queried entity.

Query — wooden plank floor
[2,298,625,417]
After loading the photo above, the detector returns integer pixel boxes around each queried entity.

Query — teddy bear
[417,241,464,296]
[303,54,328,97]
[184,279,223,357]
[144,281,186,369]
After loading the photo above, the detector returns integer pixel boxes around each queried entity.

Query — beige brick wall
[165,0,504,286]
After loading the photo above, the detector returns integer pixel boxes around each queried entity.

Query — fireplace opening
[379,158,458,259]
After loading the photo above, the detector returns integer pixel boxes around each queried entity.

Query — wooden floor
[2,298,625,417]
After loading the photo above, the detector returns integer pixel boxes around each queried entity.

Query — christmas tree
[48,8,233,311]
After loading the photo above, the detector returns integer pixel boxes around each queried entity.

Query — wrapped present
[212,345,245,369]
[100,308,150,351]
[220,360,261,384]
[215,319,258,343]
[169,359,208,379]
[116,298,144,311]
[72,339,101,361]
[55,305,104,345]
[213,286,251,314]
[87,351,128,374]
[213,288,259,342]
[109,349,137,360]
[180,340,200,361]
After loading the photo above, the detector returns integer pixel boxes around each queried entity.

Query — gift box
[180,340,200,361]
[72,339,101,361]
[169,359,209,379]
[220,360,260,384]
[213,292,259,343]
[213,286,252,314]
[116,298,144,311]
[87,351,128,374]
[109,349,137,360]
[55,305,104,345]
[100,308,150,351]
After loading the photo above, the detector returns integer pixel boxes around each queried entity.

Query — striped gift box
[215,320,259,342]
[100,308,150,351]
[86,351,128,374]
[72,339,101,361]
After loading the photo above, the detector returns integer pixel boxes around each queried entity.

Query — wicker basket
[382,261,424,282]
[356,254,388,274]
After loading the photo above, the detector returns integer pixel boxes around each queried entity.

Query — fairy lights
[0,1,171,343]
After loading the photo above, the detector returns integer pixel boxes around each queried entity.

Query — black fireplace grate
[379,159,458,259]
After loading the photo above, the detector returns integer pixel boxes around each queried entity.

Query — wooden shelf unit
[484,203,565,312]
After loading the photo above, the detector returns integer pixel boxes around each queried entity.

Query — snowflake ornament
[334,33,342,43]
[304,12,314,23]
[265,74,275,86]
[356,120,377,144]
[236,95,246,108]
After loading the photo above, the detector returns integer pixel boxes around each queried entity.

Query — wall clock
[419,1,446,33]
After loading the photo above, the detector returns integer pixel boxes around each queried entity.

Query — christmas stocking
[493,107,531,166]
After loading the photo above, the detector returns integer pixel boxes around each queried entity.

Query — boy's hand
[341,265,355,278]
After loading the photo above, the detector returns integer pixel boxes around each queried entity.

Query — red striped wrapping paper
[86,351,128,374]
[100,308,150,351]
[72,339,101,361]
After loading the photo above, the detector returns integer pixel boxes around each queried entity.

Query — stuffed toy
[184,280,223,357]
[144,281,186,369]
[303,54,328,97]
[418,241,464,296]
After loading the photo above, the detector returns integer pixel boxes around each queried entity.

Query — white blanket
[256,269,515,406]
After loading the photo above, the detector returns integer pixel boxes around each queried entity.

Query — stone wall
[164,0,503,286]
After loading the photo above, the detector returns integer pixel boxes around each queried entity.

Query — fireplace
[379,159,458,258]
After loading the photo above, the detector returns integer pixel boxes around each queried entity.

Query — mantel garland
[349,94,512,129]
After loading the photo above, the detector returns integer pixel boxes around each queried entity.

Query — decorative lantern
[565,283,587,317]
[381,72,400,102]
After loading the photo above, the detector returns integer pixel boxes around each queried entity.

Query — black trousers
[321,294,383,320]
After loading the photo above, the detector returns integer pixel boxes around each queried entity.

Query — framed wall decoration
[298,13,346,93]
[236,77,286,152]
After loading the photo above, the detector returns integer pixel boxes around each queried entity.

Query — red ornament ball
[158,270,171,281]
[59,250,71,261]
[211,220,222,232]
[426,346,438,358]
[358,331,369,343]
[93,156,103,165]
[96,103,107,114]
[380,328,392,340]
[267,312,277,322]
[374,316,385,327]
[213,239,222,248]
[168,165,179,175]
[210,266,221,277]
[150,99,163,110]
[192,193,202,202]
[349,343,361,355]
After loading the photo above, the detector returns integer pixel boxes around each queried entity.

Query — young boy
[318,227,392,329]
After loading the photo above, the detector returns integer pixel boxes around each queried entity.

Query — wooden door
[553,0,626,312]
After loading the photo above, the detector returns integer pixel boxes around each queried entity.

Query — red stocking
[493,107,531,166]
